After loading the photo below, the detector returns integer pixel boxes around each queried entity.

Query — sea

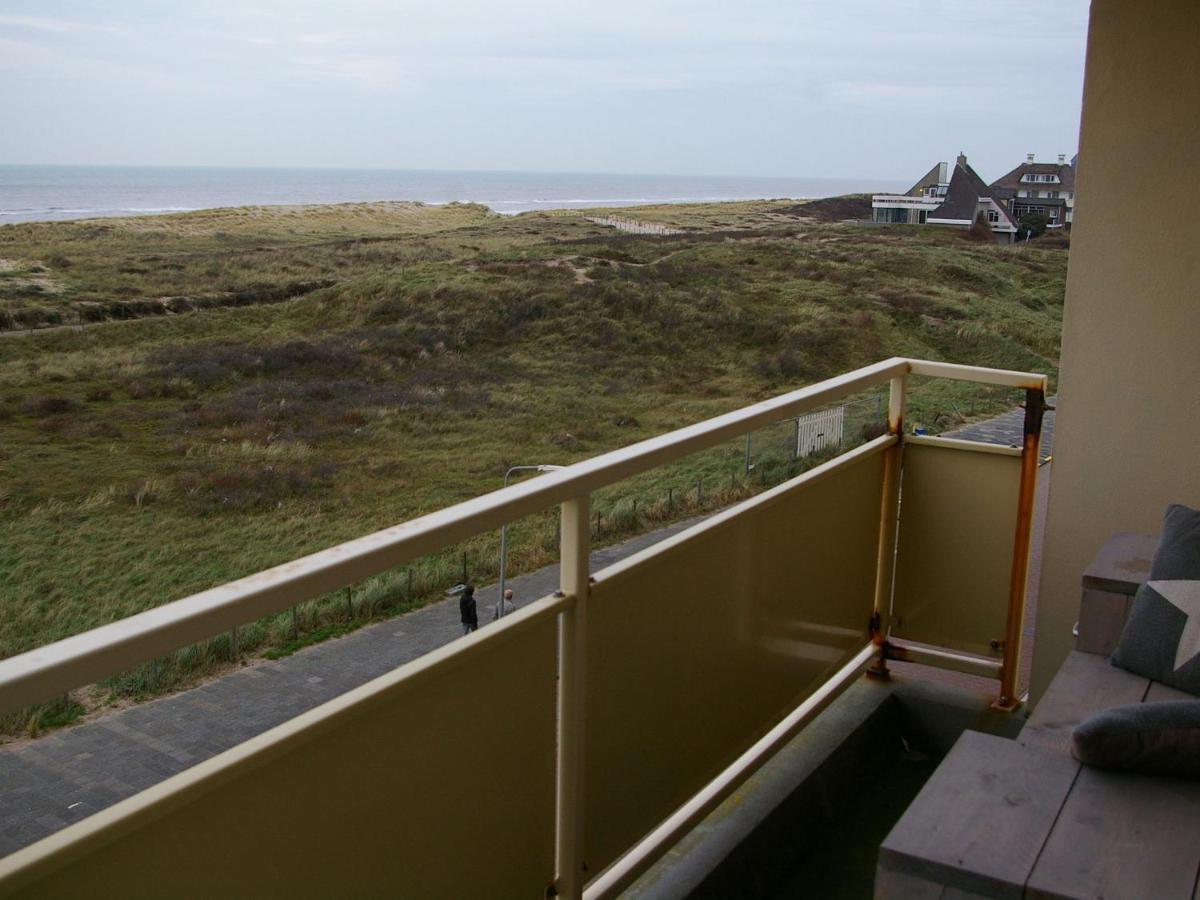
[0,165,907,225]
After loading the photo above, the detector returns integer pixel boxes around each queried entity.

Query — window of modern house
[987,209,999,223]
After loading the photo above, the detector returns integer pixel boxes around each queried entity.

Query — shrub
[1017,212,1049,241]
[27,395,76,415]
[964,211,994,242]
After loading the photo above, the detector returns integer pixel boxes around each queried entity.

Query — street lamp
[497,464,563,618]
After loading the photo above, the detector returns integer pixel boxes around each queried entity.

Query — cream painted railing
[0,358,1047,900]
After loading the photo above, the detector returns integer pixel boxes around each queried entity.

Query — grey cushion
[1071,701,1200,777]
[1111,504,1200,695]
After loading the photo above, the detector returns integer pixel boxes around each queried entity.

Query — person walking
[460,585,478,635]
[492,588,517,621]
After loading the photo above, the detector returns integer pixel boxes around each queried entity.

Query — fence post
[744,433,752,475]
[291,607,299,640]
[667,487,673,511]
[230,626,239,660]
[869,372,907,679]
[996,387,1045,711]
[696,478,702,504]
[461,551,468,584]
[556,495,590,900]
[346,587,353,620]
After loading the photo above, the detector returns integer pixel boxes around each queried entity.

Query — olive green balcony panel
[892,439,1021,660]
[583,448,885,877]
[0,605,560,900]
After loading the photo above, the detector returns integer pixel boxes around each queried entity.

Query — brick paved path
[944,394,1057,456]
[0,395,1057,858]
[0,516,704,856]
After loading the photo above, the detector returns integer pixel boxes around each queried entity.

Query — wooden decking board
[1018,651,1150,754]
[1027,764,1200,900]
[877,731,1078,899]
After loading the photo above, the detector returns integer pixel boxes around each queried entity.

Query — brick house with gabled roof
[990,153,1077,228]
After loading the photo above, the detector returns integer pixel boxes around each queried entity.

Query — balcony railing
[0,358,1047,899]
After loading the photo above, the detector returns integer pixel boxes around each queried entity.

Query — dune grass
[0,200,1068,732]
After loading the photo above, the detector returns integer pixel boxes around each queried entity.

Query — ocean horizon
[0,164,908,225]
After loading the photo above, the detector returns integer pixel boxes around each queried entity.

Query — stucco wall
[1031,0,1200,700]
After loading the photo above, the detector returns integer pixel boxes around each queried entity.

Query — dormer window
[987,209,1000,224]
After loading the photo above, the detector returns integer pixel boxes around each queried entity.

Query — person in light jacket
[460,585,478,634]
[493,588,517,621]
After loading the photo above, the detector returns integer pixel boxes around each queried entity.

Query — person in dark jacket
[460,585,478,635]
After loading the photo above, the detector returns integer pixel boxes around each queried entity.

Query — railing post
[995,387,1045,711]
[869,373,907,678]
[556,495,590,899]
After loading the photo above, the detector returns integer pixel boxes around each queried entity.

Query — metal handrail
[0,357,1048,900]
[0,356,1045,715]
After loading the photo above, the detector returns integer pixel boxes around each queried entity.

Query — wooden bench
[876,534,1200,900]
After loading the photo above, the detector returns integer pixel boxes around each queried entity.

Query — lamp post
[497,464,563,618]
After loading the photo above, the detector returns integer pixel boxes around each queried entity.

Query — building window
[1049,191,1059,198]
[986,209,999,224]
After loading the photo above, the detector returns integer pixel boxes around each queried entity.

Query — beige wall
[1031,0,1200,700]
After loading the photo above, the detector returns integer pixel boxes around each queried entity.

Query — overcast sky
[0,0,1090,182]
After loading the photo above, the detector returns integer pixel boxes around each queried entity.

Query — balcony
[0,358,1048,898]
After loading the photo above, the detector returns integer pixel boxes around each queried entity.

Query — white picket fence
[795,406,845,458]
[585,216,683,236]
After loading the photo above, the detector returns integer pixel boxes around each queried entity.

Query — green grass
[0,199,1068,730]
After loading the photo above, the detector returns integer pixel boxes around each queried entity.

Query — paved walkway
[0,395,1056,858]
[0,515,706,856]
[945,394,1057,457]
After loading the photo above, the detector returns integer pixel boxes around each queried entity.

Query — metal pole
[499,464,563,619]
[556,495,590,900]
[744,433,752,475]
[461,551,468,585]
[498,467,516,621]
[868,372,907,679]
[995,387,1045,711]
[407,568,413,603]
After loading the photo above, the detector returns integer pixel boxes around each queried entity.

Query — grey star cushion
[1111,504,1200,695]
[1072,701,1200,778]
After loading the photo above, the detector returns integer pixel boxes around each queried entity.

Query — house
[873,153,1018,242]
[990,153,1077,228]
[869,161,949,224]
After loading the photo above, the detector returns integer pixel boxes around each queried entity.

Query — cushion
[1111,504,1200,695]
[1071,700,1200,777]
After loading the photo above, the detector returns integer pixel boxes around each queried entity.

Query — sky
[0,0,1090,182]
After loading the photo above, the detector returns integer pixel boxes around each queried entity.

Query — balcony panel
[582,448,884,877]
[0,605,560,898]
[892,439,1022,659]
